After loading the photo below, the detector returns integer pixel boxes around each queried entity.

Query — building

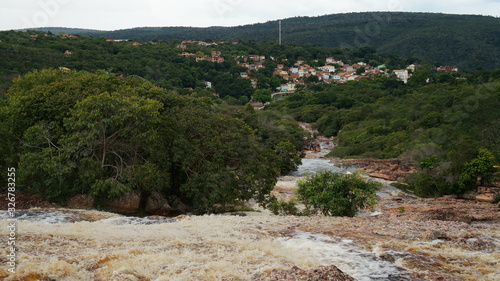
[393,70,409,83]
[437,66,458,72]
[318,65,336,72]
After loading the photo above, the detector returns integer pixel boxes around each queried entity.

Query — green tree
[253,89,272,104]
[162,106,280,213]
[296,170,381,217]
[458,148,497,193]
[274,141,302,174]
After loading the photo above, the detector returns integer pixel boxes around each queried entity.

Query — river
[0,148,498,280]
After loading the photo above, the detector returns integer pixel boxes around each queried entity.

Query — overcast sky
[1,0,499,31]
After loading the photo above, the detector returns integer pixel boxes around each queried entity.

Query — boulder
[106,191,141,214]
[476,194,495,203]
[67,194,95,209]
[265,265,356,281]
[369,173,397,181]
[313,143,321,152]
[145,191,173,216]
[168,195,189,214]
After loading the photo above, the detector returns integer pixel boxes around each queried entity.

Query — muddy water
[1,144,499,280]
[0,211,406,281]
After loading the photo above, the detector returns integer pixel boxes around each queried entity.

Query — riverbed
[0,152,499,280]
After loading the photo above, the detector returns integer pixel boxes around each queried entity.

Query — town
[174,39,458,95]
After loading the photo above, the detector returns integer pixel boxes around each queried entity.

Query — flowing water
[1,143,498,280]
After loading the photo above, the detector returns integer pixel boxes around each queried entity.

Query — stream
[1,138,496,280]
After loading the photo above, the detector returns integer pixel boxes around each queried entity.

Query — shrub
[268,197,301,216]
[458,148,497,193]
[296,170,381,217]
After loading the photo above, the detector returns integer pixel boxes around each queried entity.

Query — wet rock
[67,194,95,209]
[442,195,458,200]
[145,191,173,216]
[476,194,495,203]
[419,208,473,223]
[369,173,397,181]
[264,265,356,281]
[106,191,141,214]
[425,230,450,240]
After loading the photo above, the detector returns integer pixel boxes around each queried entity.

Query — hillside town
[175,39,458,94]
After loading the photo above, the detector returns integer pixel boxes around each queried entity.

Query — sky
[1,0,499,31]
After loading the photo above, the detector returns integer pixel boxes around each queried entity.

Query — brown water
[0,210,404,281]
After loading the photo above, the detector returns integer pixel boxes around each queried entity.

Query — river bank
[1,124,499,280]
[1,192,498,281]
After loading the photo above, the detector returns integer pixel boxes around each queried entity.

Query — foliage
[296,171,381,217]
[31,12,500,69]
[0,69,295,213]
[160,106,280,213]
[273,141,302,175]
[458,148,497,193]
[267,196,301,216]
[253,89,272,104]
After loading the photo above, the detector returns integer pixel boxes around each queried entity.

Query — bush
[296,170,381,217]
[268,197,301,216]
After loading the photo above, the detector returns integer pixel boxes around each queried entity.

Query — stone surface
[106,191,141,214]
[67,194,95,209]
[264,265,356,281]
[476,193,495,203]
[145,191,173,216]
[330,158,415,181]
[369,173,397,181]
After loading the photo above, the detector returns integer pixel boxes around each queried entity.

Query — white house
[318,65,336,73]
[393,70,409,83]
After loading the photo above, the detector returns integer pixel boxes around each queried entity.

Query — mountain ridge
[18,12,500,69]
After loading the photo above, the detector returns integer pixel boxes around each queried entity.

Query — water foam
[280,231,407,280]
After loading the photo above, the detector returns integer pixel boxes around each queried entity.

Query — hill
[29,12,500,69]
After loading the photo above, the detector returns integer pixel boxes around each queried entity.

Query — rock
[264,265,356,281]
[106,191,141,214]
[145,191,173,216]
[313,143,321,152]
[168,195,189,214]
[425,230,450,240]
[476,194,495,203]
[67,194,95,209]
[369,173,397,181]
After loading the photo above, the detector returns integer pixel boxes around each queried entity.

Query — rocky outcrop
[106,191,141,214]
[330,158,415,181]
[145,191,173,216]
[476,193,495,203]
[369,173,397,181]
[67,194,95,209]
[265,265,356,281]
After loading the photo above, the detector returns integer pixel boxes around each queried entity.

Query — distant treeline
[28,12,500,69]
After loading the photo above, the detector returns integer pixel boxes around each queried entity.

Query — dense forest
[267,73,500,196]
[0,69,306,213]
[0,29,499,213]
[28,12,500,69]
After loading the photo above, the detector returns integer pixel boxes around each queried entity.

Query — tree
[62,91,163,197]
[161,106,280,213]
[274,141,302,174]
[356,67,366,75]
[458,148,497,193]
[296,170,381,217]
[253,89,272,104]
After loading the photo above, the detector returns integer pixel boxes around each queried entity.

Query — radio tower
[279,20,282,45]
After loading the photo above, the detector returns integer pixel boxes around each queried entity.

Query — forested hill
[29,12,500,69]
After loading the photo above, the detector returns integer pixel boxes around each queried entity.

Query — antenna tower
[279,20,282,45]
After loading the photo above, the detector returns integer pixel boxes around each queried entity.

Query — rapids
[1,134,499,280]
